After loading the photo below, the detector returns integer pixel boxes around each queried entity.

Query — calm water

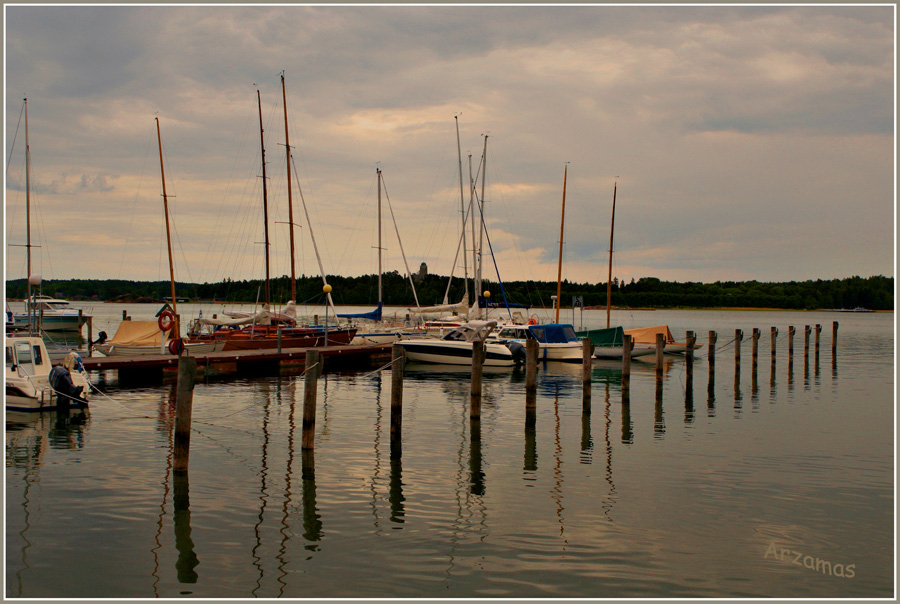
[5,305,895,598]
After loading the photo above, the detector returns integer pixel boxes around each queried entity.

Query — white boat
[12,295,90,332]
[5,335,91,412]
[397,320,519,367]
[624,325,704,354]
[492,323,586,362]
[93,320,223,356]
[8,99,92,333]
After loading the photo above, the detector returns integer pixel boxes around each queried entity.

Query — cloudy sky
[4,4,895,294]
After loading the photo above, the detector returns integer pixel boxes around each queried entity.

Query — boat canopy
[106,320,172,345]
[337,302,382,322]
[625,325,675,345]
[440,320,498,343]
[528,323,579,344]
[476,295,530,310]
[575,326,624,347]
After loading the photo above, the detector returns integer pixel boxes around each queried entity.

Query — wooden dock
[82,343,394,381]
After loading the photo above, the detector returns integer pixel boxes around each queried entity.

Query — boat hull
[94,341,224,356]
[397,340,514,367]
[12,314,87,332]
[593,345,657,360]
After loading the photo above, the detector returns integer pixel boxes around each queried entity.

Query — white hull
[94,341,224,356]
[350,331,419,346]
[593,345,657,360]
[12,314,87,332]
[398,340,514,367]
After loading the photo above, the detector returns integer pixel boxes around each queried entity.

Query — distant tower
[415,262,427,283]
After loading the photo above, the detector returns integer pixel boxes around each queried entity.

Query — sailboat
[338,167,420,345]
[9,98,91,334]
[576,181,655,359]
[187,82,355,349]
[95,119,222,357]
[497,164,584,362]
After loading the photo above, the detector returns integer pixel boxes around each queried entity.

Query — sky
[3,4,896,294]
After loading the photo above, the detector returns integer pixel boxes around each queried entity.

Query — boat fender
[91,331,108,345]
[168,338,185,356]
[158,310,175,332]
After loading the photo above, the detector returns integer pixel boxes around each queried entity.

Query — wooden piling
[525,339,538,411]
[86,316,94,356]
[788,326,795,359]
[804,325,811,358]
[708,330,717,365]
[390,343,404,458]
[470,340,484,420]
[770,326,778,361]
[277,326,282,353]
[734,329,742,366]
[815,324,822,355]
[622,334,632,390]
[832,321,839,354]
[655,332,665,376]
[751,328,760,362]
[302,350,319,450]
[173,355,197,474]
[582,338,592,413]
[123,309,128,321]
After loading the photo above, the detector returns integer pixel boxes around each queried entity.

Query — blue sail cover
[337,302,383,322]
[477,295,530,309]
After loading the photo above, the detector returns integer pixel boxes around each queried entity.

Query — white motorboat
[12,295,90,332]
[397,320,519,367]
[5,335,90,412]
[492,323,586,362]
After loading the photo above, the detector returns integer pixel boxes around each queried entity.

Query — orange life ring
[528,317,538,325]
[158,310,175,332]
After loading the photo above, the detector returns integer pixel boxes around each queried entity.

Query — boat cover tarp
[410,297,469,317]
[528,324,579,344]
[199,310,270,327]
[625,325,675,345]
[107,320,172,346]
[476,295,530,309]
[337,302,382,322]
[575,326,624,347]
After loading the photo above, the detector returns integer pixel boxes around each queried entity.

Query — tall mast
[24,98,32,313]
[377,167,383,305]
[455,116,469,300]
[476,135,488,315]
[555,163,568,323]
[257,89,271,306]
[281,73,297,302]
[156,117,178,331]
[468,152,476,308]
[606,181,617,329]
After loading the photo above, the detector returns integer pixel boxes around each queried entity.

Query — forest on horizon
[5,274,894,311]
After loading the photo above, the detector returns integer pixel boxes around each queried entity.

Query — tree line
[5,273,893,311]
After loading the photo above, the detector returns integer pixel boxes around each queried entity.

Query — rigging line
[290,150,335,313]
[381,175,421,307]
[5,101,25,176]
[117,127,154,280]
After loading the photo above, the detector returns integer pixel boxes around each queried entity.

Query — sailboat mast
[257,89,271,307]
[476,135,488,315]
[281,73,297,302]
[24,98,32,313]
[155,118,178,329]
[377,167,383,305]
[606,181,617,329]
[455,116,469,300]
[555,164,568,323]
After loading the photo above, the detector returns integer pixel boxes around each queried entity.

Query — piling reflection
[173,473,199,584]
[469,419,484,496]
[620,387,633,444]
[654,378,665,438]
[301,450,322,549]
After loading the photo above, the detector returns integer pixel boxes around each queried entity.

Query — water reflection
[6,409,90,599]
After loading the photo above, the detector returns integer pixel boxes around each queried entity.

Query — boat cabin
[440,320,498,343]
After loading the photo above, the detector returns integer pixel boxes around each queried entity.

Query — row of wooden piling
[171,321,839,468]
